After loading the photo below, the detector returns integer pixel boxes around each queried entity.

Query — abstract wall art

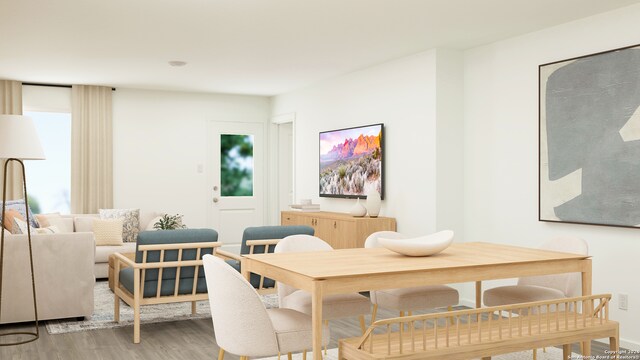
[539,44,640,228]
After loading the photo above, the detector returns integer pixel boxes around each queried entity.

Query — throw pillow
[92,218,124,246]
[3,209,24,231]
[0,199,39,228]
[99,209,140,242]
[12,218,60,235]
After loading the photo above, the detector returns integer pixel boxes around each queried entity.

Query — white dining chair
[202,254,329,360]
[275,235,372,337]
[364,231,459,324]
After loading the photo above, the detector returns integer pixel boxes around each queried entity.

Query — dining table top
[242,241,591,280]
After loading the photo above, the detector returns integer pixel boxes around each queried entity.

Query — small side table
[108,252,135,291]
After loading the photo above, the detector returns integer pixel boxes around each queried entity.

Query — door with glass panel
[208,121,264,246]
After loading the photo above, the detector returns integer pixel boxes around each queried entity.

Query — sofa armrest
[0,231,96,323]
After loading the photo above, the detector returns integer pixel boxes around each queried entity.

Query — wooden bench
[113,240,222,343]
[339,294,619,360]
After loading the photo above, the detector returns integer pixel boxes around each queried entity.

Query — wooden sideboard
[280,211,396,248]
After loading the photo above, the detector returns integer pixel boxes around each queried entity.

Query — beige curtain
[0,80,24,200]
[71,85,113,213]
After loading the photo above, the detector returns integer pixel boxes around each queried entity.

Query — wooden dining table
[241,241,592,360]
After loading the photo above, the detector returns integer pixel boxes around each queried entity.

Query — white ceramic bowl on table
[378,230,454,256]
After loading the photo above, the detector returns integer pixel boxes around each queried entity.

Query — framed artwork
[539,43,640,228]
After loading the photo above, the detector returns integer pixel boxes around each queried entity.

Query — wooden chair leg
[192,301,197,315]
[563,344,571,359]
[324,320,329,356]
[303,349,307,360]
[611,332,620,360]
[448,305,454,325]
[287,353,293,360]
[217,348,225,360]
[532,348,537,360]
[371,304,378,326]
[114,293,120,322]
[359,315,366,334]
[133,268,141,344]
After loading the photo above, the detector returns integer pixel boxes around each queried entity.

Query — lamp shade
[0,115,45,160]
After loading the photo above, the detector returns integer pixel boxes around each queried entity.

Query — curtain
[0,80,24,200]
[71,85,113,213]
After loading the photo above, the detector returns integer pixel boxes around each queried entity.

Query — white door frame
[269,112,296,225]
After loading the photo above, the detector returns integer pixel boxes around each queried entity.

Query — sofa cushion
[74,215,98,232]
[34,212,61,227]
[95,242,137,263]
[50,217,74,233]
[119,268,207,298]
[100,208,140,242]
[134,229,219,282]
[139,211,163,231]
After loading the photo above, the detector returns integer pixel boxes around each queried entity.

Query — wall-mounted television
[319,123,384,199]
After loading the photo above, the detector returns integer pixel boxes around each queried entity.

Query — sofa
[0,231,95,324]
[61,212,160,278]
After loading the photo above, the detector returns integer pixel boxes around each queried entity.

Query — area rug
[46,281,279,334]
[257,347,576,360]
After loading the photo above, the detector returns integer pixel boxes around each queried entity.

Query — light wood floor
[0,305,635,359]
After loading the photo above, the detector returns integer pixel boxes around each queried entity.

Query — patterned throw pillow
[12,218,59,234]
[99,209,140,242]
[0,199,39,228]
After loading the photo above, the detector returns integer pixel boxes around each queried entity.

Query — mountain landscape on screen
[320,124,383,197]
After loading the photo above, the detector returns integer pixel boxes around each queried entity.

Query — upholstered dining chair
[482,236,589,360]
[274,235,372,337]
[364,231,460,324]
[203,254,329,360]
[216,225,314,293]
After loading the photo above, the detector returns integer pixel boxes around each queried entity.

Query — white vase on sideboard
[366,190,381,217]
[350,198,367,217]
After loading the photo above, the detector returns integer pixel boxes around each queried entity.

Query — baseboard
[459,297,640,351]
[620,339,640,351]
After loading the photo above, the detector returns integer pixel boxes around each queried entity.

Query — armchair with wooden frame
[113,229,221,344]
[216,225,314,294]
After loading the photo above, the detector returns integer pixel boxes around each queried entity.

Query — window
[24,111,71,214]
[220,134,254,196]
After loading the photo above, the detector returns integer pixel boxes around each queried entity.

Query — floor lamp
[0,114,45,346]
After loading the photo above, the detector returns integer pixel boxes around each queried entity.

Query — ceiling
[1,0,639,96]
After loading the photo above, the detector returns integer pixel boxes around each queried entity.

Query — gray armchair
[216,225,314,293]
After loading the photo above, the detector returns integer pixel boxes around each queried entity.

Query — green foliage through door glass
[221,134,254,196]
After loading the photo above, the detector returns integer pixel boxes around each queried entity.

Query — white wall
[271,50,441,235]
[112,88,270,228]
[464,4,640,348]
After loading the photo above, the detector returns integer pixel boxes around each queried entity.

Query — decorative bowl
[378,230,454,256]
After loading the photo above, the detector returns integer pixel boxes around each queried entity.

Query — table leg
[581,259,593,356]
[475,281,482,308]
[241,258,250,282]
[312,280,324,360]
